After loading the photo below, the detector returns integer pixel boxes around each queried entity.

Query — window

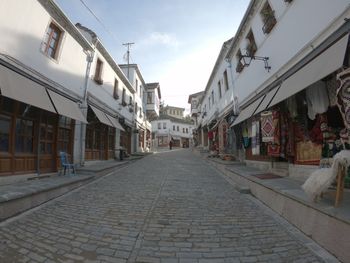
[208,98,211,109]
[224,70,229,91]
[135,102,138,115]
[261,1,276,34]
[0,115,11,152]
[94,58,103,84]
[113,79,119,99]
[129,96,133,106]
[163,122,167,129]
[177,126,179,131]
[58,116,74,154]
[122,88,126,106]
[135,79,138,92]
[15,118,34,153]
[42,22,62,59]
[186,128,188,133]
[108,127,115,151]
[158,123,161,129]
[211,91,214,104]
[139,85,142,98]
[183,128,185,133]
[218,81,222,98]
[246,30,257,56]
[236,49,244,73]
[39,113,55,154]
[173,125,175,131]
[147,92,153,104]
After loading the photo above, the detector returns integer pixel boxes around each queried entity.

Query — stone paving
[0,149,328,262]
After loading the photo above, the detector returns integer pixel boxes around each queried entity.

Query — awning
[231,96,264,127]
[47,90,87,123]
[270,34,348,107]
[105,114,125,131]
[254,85,280,115]
[89,105,113,127]
[0,65,56,113]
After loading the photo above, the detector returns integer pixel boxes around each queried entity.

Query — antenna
[123,42,135,79]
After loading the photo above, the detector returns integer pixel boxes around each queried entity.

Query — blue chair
[59,152,76,176]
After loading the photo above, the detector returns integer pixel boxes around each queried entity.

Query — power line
[78,0,121,44]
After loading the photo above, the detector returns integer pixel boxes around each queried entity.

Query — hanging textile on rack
[261,111,274,142]
[267,110,281,157]
[337,68,350,129]
[306,81,329,120]
[251,121,260,155]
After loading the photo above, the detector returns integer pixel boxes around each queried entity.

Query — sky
[55,0,250,113]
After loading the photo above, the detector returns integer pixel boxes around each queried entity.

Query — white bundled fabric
[302,150,350,200]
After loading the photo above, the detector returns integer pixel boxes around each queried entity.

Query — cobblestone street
[0,149,327,263]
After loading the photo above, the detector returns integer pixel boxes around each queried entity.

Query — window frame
[94,58,104,85]
[42,22,63,60]
[113,78,119,100]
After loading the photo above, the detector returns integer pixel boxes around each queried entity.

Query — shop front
[0,63,86,176]
[232,30,350,176]
[85,105,124,160]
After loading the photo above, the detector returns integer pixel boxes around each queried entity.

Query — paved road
[0,149,325,263]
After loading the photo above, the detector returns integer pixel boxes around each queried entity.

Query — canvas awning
[47,90,87,123]
[105,114,125,131]
[89,105,113,127]
[231,96,264,127]
[269,34,348,107]
[254,85,280,115]
[0,65,56,113]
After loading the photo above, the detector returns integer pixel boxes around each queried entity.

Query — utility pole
[123,42,134,79]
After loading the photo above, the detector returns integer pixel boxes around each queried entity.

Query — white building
[146,82,161,121]
[151,116,194,148]
[0,0,155,177]
[119,64,152,152]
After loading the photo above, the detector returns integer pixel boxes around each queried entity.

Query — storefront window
[108,127,115,150]
[39,113,56,154]
[58,116,73,154]
[15,118,34,153]
[0,96,13,113]
[0,115,10,152]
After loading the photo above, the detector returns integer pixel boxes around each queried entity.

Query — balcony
[191,108,199,116]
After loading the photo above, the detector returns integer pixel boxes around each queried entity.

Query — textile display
[280,113,288,158]
[261,111,274,142]
[336,68,350,129]
[208,131,214,139]
[306,81,329,120]
[267,111,281,157]
[251,121,260,155]
[326,77,338,107]
[242,126,250,149]
[296,141,322,164]
[286,97,298,119]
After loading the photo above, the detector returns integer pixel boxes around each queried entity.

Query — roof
[163,105,185,111]
[157,114,193,125]
[188,91,204,103]
[146,82,161,99]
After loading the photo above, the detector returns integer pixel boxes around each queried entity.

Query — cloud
[140,32,181,48]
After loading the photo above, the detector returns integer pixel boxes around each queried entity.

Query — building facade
[0,0,156,177]
[151,116,194,149]
[193,0,350,179]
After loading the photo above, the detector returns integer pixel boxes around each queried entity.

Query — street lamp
[239,55,271,72]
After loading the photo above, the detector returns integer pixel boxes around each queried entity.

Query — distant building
[161,105,185,120]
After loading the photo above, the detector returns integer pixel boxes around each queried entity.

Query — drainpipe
[80,38,98,166]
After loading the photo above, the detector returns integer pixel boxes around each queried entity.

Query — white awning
[270,34,348,107]
[0,65,56,113]
[254,85,280,115]
[89,105,113,127]
[231,96,264,127]
[105,114,125,131]
[47,90,87,123]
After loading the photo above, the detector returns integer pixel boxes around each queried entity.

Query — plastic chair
[59,152,76,176]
